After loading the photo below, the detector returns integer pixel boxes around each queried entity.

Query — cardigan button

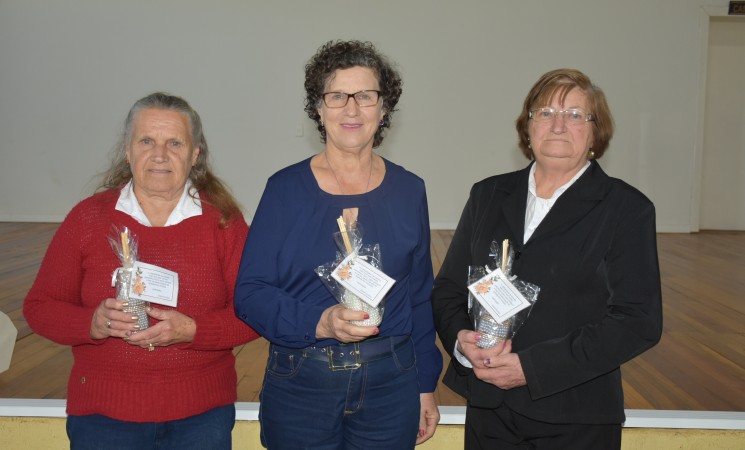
[81,377,86,384]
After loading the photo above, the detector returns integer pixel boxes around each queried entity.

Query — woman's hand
[89,298,140,340]
[416,392,439,445]
[455,329,506,368]
[456,331,526,389]
[472,339,527,390]
[315,304,378,343]
[125,307,196,350]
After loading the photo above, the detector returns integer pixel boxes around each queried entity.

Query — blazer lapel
[499,165,531,246]
[527,161,608,244]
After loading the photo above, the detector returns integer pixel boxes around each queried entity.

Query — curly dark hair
[304,40,403,148]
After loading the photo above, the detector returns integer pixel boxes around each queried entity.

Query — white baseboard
[2,400,744,430]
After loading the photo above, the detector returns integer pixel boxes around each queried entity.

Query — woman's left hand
[416,392,439,445]
[473,340,527,390]
[125,307,196,350]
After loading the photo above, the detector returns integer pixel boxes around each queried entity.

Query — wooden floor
[1,223,744,411]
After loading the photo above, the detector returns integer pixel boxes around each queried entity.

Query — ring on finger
[106,320,112,329]
[148,343,155,352]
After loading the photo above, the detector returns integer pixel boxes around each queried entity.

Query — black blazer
[432,161,662,424]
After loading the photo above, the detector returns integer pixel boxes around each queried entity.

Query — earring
[379,119,385,126]
[587,149,595,159]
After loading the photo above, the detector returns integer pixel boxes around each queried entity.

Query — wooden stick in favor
[342,207,358,228]
[121,231,130,262]
[501,239,509,274]
[337,216,353,254]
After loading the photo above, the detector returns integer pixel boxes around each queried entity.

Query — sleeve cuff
[453,341,473,368]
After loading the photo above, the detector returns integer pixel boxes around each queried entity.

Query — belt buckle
[327,343,362,371]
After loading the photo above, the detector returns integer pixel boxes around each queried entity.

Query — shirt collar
[115,179,202,227]
[528,160,591,200]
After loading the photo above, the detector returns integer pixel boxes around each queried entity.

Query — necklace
[324,151,373,195]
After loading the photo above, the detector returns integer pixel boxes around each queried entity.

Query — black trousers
[464,403,622,450]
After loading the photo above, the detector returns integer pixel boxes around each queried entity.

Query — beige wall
[2,417,744,450]
[700,17,745,230]
[0,0,736,231]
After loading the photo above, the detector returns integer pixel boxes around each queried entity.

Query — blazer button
[81,377,86,384]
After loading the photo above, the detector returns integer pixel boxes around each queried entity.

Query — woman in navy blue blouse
[234,40,442,449]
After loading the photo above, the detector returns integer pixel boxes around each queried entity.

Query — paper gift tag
[331,253,395,308]
[467,268,530,323]
[128,261,179,307]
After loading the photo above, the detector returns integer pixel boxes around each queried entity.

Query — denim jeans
[259,336,420,450]
[66,404,235,450]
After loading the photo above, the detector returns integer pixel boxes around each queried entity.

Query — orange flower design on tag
[336,262,353,281]
[132,267,146,295]
[475,278,493,295]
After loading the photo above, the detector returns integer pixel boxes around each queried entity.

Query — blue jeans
[66,404,235,450]
[259,336,420,450]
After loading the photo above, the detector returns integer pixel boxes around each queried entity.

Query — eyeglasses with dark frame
[529,107,594,126]
[322,90,381,108]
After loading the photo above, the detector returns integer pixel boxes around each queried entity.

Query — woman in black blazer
[432,68,662,450]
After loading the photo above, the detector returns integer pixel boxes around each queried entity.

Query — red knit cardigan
[24,189,259,422]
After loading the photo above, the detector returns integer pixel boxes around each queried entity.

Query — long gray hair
[98,92,240,227]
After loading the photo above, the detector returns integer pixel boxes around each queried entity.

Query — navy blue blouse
[234,157,443,393]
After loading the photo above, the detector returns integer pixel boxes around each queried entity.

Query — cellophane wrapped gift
[468,240,540,348]
[316,222,385,327]
[108,226,150,330]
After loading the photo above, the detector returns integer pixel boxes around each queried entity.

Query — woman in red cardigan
[24,92,259,450]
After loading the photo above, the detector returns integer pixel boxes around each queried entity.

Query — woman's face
[528,88,594,172]
[126,108,199,200]
[318,66,384,154]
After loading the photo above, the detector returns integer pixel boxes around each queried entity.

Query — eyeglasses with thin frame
[322,90,381,108]
[529,107,594,126]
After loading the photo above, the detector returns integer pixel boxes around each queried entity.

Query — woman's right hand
[89,298,140,340]
[455,329,510,370]
[315,304,378,343]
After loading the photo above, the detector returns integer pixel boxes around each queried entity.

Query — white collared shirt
[524,161,590,243]
[453,161,590,368]
[115,179,202,227]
